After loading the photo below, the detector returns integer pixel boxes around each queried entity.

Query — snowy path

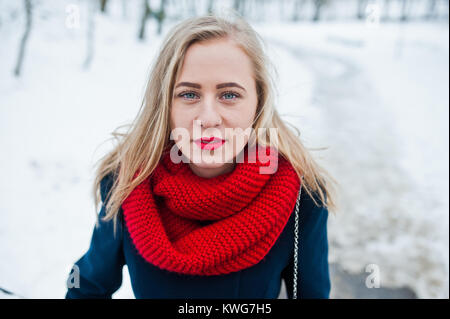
[268,37,418,298]
[265,27,448,298]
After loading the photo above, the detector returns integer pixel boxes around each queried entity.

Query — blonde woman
[65,13,337,299]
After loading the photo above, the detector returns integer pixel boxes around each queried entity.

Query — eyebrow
[175,82,246,92]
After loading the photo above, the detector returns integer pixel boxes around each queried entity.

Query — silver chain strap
[292,176,303,299]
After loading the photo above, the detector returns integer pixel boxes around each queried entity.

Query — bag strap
[292,176,304,299]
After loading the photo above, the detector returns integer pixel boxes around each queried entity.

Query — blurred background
[0,0,448,299]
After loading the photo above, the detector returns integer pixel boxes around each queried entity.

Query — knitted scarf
[121,145,301,276]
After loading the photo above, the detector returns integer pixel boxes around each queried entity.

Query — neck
[188,161,236,178]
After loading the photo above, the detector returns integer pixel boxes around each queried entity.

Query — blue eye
[223,92,236,99]
[222,91,240,100]
[179,92,198,100]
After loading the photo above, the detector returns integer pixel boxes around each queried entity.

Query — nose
[196,99,222,128]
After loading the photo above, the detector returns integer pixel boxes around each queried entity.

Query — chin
[193,162,229,169]
[194,151,236,166]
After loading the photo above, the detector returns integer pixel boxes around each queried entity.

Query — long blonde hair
[92,12,339,236]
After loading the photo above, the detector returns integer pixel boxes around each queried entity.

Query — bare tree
[425,0,438,19]
[207,0,215,14]
[246,0,256,19]
[251,0,267,22]
[279,0,286,20]
[83,0,97,69]
[14,0,32,77]
[122,0,128,20]
[292,0,306,21]
[155,0,167,35]
[100,0,108,13]
[189,0,198,16]
[400,0,410,21]
[312,0,327,22]
[357,0,368,20]
[138,0,152,40]
[233,0,247,16]
[383,0,391,21]
[233,0,240,13]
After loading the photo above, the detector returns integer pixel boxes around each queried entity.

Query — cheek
[170,104,194,146]
[229,102,257,129]
[170,104,189,129]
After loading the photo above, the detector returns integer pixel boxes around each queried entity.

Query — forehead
[177,38,254,84]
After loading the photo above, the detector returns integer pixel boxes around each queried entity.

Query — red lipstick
[194,137,226,150]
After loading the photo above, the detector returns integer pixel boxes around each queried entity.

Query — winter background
[0,0,448,299]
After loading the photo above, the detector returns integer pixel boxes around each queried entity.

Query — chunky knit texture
[121,145,301,276]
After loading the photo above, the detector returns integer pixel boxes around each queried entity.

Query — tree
[138,0,152,40]
[383,0,392,21]
[207,0,215,14]
[14,0,32,77]
[189,0,198,16]
[400,0,410,21]
[155,0,167,35]
[122,0,128,20]
[233,0,247,16]
[357,0,368,20]
[292,0,306,22]
[425,0,438,19]
[100,0,108,13]
[312,0,327,22]
[83,0,97,69]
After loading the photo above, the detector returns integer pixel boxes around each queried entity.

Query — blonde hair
[92,12,339,236]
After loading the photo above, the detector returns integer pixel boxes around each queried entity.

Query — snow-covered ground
[0,0,448,299]
[257,20,449,299]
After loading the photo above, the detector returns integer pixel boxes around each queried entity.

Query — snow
[0,0,448,299]
[256,20,449,298]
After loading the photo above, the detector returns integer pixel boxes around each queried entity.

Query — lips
[194,137,226,150]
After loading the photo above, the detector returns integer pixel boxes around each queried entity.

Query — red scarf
[122,145,301,276]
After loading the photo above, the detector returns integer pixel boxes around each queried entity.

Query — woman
[65,13,337,299]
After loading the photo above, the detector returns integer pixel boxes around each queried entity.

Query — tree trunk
[100,0,108,13]
[122,0,127,20]
[425,0,438,19]
[83,0,97,69]
[292,0,306,21]
[207,0,215,14]
[400,0,409,21]
[357,0,368,20]
[313,0,324,22]
[383,0,391,21]
[138,0,152,40]
[156,0,167,35]
[14,0,32,77]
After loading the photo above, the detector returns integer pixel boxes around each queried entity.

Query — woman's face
[170,37,258,178]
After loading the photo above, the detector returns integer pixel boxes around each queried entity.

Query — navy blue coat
[65,173,331,299]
